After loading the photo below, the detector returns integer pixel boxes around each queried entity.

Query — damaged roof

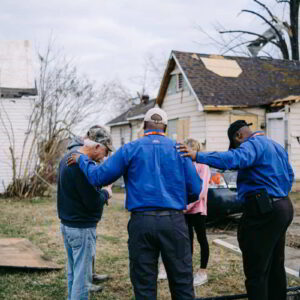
[106,99,155,126]
[156,51,300,108]
[0,40,37,97]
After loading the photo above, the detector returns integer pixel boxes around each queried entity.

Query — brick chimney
[141,95,149,105]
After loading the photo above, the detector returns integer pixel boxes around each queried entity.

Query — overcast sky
[0,0,285,96]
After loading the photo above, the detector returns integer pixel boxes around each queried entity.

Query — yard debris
[0,238,62,270]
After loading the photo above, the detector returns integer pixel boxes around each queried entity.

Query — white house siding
[109,124,132,186]
[202,107,266,152]
[131,120,143,141]
[110,124,132,151]
[0,98,35,193]
[0,40,35,90]
[161,90,206,144]
[161,86,267,152]
[289,102,300,183]
[205,112,230,151]
[110,126,121,150]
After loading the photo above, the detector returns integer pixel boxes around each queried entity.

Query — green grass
[0,193,299,299]
[0,268,66,300]
[112,186,125,193]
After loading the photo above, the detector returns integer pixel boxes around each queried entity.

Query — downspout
[129,123,132,142]
[284,104,290,155]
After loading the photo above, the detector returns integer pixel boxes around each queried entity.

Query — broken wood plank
[213,238,299,279]
[0,238,62,270]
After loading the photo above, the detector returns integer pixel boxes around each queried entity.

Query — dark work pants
[185,213,209,269]
[237,197,294,300]
[128,213,195,300]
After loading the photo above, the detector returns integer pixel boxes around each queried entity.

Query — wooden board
[200,57,242,77]
[0,238,62,270]
[213,237,300,279]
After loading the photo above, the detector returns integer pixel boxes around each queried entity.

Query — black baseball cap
[228,120,252,150]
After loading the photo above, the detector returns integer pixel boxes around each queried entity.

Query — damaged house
[106,51,300,189]
[156,51,300,190]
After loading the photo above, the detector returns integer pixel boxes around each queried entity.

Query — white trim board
[126,114,145,121]
[107,121,130,127]
[213,238,299,279]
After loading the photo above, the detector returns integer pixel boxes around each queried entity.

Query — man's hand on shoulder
[102,184,113,206]
[67,153,81,166]
[176,143,197,161]
[103,185,113,199]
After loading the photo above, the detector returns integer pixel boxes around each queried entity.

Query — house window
[177,118,190,142]
[121,137,125,146]
[120,127,125,146]
[167,119,178,140]
[177,73,183,91]
[167,71,189,95]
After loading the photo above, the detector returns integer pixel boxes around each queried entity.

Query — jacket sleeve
[77,147,127,187]
[195,140,259,170]
[183,157,202,203]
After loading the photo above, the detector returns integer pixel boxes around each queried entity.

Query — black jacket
[57,150,109,228]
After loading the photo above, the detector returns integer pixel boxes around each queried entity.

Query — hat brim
[107,144,115,152]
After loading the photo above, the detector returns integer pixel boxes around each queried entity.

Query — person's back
[234,134,294,200]
[122,132,199,211]
[179,120,294,300]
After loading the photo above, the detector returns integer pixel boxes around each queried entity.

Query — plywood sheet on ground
[0,238,61,270]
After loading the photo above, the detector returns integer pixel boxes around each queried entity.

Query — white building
[0,40,37,193]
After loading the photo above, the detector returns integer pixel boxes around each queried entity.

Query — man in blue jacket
[58,138,113,300]
[67,107,202,300]
[179,120,294,300]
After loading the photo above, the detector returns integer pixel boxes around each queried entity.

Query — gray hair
[84,139,102,148]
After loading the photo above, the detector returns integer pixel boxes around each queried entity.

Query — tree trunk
[290,0,300,60]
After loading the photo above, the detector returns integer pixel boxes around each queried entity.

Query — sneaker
[158,264,167,280]
[193,272,208,287]
[93,274,110,283]
[88,284,103,293]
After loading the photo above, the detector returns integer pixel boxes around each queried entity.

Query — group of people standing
[57,107,294,300]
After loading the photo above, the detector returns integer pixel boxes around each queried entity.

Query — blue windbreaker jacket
[195,132,294,202]
[77,130,202,211]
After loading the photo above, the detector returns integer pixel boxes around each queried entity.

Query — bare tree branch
[220,30,281,47]
[241,9,290,58]
[221,41,255,55]
[197,0,299,60]
[253,0,277,21]
[3,38,132,198]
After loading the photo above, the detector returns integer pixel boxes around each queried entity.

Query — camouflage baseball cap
[87,126,115,152]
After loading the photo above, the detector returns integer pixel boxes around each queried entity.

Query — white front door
[266,112,285,148]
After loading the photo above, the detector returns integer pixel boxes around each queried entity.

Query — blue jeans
[61,223,96,300]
